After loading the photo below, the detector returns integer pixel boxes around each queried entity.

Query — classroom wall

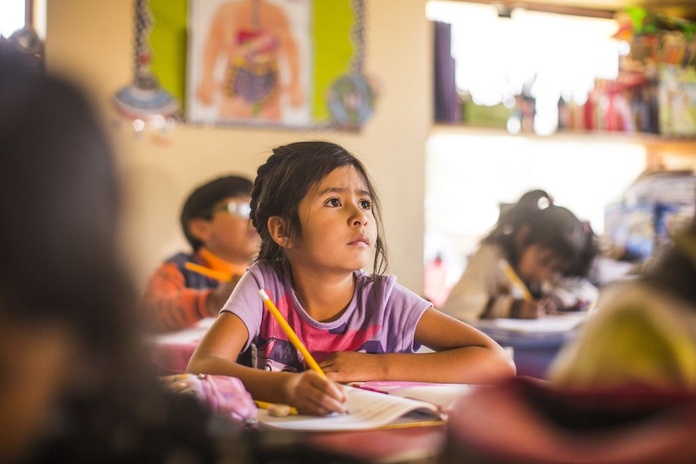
[44,0,431,293]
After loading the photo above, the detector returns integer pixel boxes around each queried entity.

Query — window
[428,1,621,135]
[424,2,647,297]
[0,0,45,40]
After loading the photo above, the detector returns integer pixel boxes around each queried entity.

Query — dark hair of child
[642,221,696,308]
[250,140,388,275]
[565,220,599,279]
[483,202,588,275]
[0,50,222,462]
[180,175,254,250]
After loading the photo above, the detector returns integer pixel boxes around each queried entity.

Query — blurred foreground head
[0,48,141,461]
[549,223,696,392]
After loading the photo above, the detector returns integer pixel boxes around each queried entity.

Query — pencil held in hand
[499,259,534,302]
[257,289,326,377]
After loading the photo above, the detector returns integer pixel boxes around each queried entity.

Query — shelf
[430,123,696,150]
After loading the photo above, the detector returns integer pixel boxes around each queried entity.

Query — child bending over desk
[441,190,596,321]
[187,141,515,415]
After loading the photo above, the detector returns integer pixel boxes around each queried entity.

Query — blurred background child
[141,175,261,332]
[441,189,597,321]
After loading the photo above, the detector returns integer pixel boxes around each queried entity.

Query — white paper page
[350,381,474,410]
[257,386,442,431]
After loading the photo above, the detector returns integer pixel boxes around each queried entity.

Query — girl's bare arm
[319,307,516,384]
[186,312,346,415]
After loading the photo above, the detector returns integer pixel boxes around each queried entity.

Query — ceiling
[477,0,696,19]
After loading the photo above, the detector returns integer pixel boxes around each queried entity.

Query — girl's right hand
[284,370,347,415]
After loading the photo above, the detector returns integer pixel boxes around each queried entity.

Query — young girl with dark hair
[442,191,594,321]
[187,141,515,415]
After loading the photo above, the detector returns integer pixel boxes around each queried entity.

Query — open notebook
[257,382,474,432]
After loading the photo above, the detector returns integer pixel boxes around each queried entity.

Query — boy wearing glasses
[142,175,261,332]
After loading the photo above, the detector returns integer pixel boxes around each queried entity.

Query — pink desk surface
[148,318,215,375]
[306,425,446,463]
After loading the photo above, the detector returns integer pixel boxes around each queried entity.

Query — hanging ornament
[113,0,179,135]
[326,0,377,129]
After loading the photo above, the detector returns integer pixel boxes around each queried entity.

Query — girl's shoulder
[247,260,282,278]
[241,260,288,291]
[354,269,396,287]
[354,270,425,302]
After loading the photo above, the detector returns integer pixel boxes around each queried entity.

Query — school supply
[499,259,534,302]
[258,289,326,377]
[349,381,474,410]
[184,262,232,281]
[160,373,257,425]
[257,382,474,432]
[255,400,298,416]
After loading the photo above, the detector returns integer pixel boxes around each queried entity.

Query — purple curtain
[433,21,459,123]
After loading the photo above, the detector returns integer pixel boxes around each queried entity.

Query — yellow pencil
[258,289,326,377]
[185,262,232,282]
[254,400,299,415]
[499,259,534,302]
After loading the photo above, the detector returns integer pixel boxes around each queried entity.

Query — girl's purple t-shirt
[222,261,431,373]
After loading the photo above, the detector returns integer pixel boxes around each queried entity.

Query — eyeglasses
[209,201,252,219]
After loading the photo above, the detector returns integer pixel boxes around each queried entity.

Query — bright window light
[0,1,46,39]
[0,1,26,38]
[427,1,621,135]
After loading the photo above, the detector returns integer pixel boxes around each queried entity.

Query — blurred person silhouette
[548,221,696,391]
[0,49,232,463]
[141,175,261,332]
[441,190,597,321]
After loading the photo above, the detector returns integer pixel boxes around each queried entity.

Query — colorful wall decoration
[146,0,373,130]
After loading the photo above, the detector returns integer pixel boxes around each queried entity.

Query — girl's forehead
[312,165,369,193]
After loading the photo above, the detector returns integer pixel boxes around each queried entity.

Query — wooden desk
[148,318,215,375]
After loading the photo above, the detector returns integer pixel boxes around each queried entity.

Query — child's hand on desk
[511,300,545,319]
[539,295,564,315]
[284,370,347,415]
[318,351,384,383]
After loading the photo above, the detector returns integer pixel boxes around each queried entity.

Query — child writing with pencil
[441,190,594,321]
[141,175,261,332]
[187,141,515,415]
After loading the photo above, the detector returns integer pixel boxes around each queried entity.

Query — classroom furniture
[306,425,446,463]
[148,317,215,375]
[471,313,587,379]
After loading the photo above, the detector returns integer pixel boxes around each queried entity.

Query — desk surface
[148,318,215,375]
[151,321,455,462]
[305,424,446,463]
[472,313,589,378]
